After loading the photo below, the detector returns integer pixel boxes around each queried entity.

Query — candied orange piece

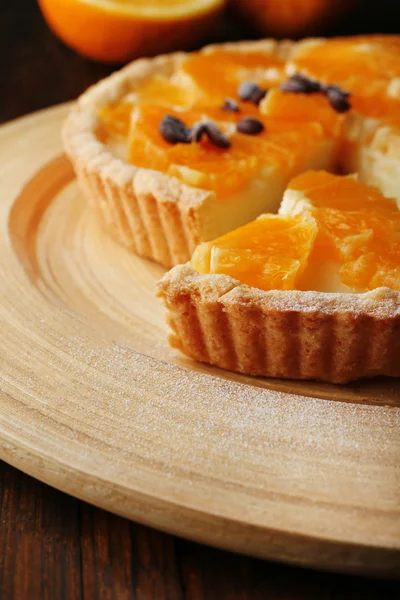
[191,213,318,291]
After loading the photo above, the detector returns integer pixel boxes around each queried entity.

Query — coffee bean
[237,81,267,105]
[190,121,208,142]
[221,98,240,112]
[203,121,231,148]
[323,84,350,98]
[236,117,264,135]
[280,74,321,94]
[324,85,351,113]
[159,115,191,144]
[189,120,231,149]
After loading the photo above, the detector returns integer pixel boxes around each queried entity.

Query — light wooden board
[0,104,399,577]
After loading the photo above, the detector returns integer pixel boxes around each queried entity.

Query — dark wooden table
[1,2,400,598]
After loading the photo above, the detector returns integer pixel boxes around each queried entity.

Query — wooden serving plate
[1,104,399,577]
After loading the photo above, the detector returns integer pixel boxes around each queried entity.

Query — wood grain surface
[3,460,400,600]
[1,102,400,577]
[1,2,400,598]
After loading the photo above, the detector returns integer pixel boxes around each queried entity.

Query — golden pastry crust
[157,265,400,383]
[62,40,296,267]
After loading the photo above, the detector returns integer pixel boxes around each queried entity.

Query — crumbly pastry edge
[157,265,400,383]
[62,39,298,268]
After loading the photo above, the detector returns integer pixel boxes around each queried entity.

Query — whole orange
[229,0,356,37]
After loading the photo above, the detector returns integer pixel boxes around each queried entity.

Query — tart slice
[157,172,400,383]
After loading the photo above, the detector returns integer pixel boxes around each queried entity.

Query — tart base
[157,265,400,383]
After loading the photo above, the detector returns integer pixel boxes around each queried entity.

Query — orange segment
[98,76,198,139]
[38,0,224,63]
[134,75,196,108]
[191,214,318,291]
[288,170,342,193]
[286,172,400,291]
[182,49,285,102]
[290,36,400,125]
[291,36,400,88]
[98,101,134,140]
[260,88,344,136]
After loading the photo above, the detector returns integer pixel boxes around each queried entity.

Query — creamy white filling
[195,136,338,241]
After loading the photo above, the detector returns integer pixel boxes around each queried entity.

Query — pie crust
[157,265,400,383]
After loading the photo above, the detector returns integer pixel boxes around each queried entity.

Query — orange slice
[191,213,318,290]
[38,0,224,63]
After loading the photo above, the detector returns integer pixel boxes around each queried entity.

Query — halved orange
[38,0,224,63]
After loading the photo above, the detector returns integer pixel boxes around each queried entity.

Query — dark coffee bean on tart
[190,120,231,149]
[236,117,265,135]
[324,85,352,113]
[221,98,240,112]
[237,81,267,105]
[190,121,208,142]
[159,115,191,144]
[280,74,321,94]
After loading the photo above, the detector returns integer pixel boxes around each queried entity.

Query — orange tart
[63,36,400,268]
[158,172,400,383]
[63,36,400,382]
